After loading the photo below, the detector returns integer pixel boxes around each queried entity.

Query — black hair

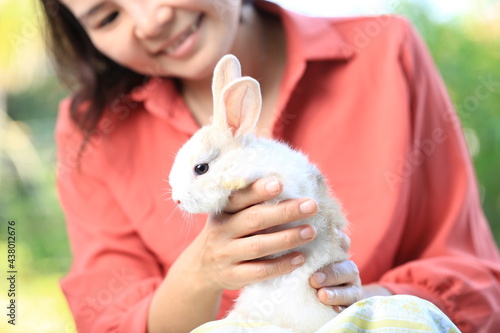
[40,0,253,161]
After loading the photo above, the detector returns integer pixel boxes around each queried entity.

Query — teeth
[166,16,201,54]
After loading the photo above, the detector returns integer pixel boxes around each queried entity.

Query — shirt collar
[255,0,355,62]
[129,1,355,132]
[129,77,200,134]
[254,1,355,137]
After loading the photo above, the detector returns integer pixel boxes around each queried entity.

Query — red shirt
[56,2,500,332]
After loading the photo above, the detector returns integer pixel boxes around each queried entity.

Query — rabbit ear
[220,77,262,138]
[212,54,242,128]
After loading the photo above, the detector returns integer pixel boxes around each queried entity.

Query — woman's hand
[149,177,319,332]
[309,231,393,312]
[309,231,363,312]
[192,177,319,292]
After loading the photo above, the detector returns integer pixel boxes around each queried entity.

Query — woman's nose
[134,5,173,39]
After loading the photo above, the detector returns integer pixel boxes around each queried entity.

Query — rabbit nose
[171,195,181,205]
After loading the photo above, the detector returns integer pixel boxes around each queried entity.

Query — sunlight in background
[270,0,473,20]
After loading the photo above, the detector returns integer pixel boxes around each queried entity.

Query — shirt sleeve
[378,19,500,332]
[56,99,162,333]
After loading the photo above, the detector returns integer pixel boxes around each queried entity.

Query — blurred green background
[0,0,499,332]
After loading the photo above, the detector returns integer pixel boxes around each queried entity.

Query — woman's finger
[230,224,317,261]
[310,260,360,288]
[223,198,318,238]
[332,305,347,313]
[337,229,351,253]
[317,284,363,307]
[231,251,306,287]
[224,178,283,213]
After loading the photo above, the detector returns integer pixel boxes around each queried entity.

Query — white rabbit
[169,54,349,333]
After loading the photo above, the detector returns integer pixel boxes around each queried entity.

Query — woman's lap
[191,295,461,333]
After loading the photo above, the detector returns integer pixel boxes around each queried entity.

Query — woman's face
[61,0,242,79]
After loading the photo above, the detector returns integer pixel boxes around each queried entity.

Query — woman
[41,0,500,332]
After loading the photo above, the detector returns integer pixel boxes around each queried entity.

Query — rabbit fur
[169,54,349,332]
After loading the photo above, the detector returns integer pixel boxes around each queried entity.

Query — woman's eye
[98,11,119,28]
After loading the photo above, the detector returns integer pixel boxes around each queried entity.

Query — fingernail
[299,200,316,214]
[313,272,326,284]
[333,305,345,313]
[290,255,304,266]
[265,179,280,194]
[300,225,316,240]
[326,289,335,300]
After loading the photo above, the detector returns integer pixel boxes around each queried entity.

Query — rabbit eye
[194,163,209,176]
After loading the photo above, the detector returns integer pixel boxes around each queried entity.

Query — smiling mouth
[161,14,203,55]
